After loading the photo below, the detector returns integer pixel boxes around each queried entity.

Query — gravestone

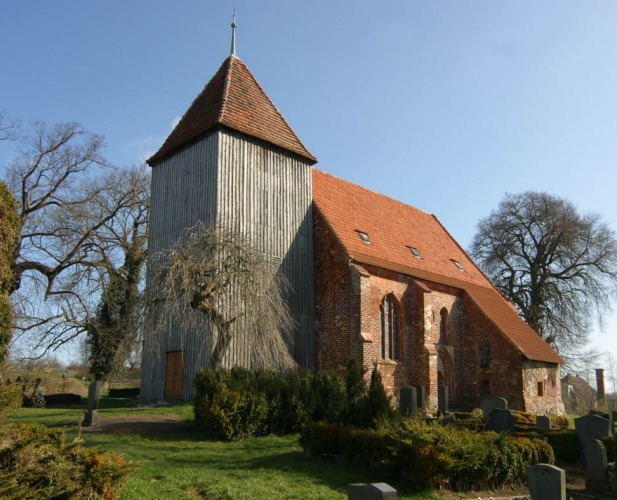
[585,439,609,492]
[485,408,515,433]
[416,386,426,411]
[82,381,102,427]
[438,386,448,414]
[481,396,508,422]
[536,415,551,430]
[612,410,617,421]
[527,464,566,500]
[398,386,417,418]
[348,482,397,500]
[440,416,453,427]
[575,414,613,449]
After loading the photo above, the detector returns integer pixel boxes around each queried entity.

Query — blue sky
[1,1,616,373]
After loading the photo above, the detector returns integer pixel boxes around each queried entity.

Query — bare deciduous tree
[8,164,149,365]
[4,121,139,296]
[148,222,297,372]
[470,191,617,357]
[85,166,149,382]
[0,111,20,141]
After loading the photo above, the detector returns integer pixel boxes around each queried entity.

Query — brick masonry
[314,210,565,413]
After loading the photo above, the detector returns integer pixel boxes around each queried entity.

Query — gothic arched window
[379,295,399,360]
[439,308,448,344]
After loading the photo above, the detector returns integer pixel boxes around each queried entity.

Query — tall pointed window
[439,308,448,344]
[379,295,399,360]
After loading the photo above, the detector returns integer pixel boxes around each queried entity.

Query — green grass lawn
[3,399,443,500]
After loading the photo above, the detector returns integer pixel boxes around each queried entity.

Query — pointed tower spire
[230,8,237,56]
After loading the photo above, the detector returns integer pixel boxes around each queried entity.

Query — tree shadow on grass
[113,433,438,499]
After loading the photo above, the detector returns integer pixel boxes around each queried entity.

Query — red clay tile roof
[148,55,316,165]
[312,168,564,365]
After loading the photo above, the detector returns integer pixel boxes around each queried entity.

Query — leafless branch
[147,222,297,372]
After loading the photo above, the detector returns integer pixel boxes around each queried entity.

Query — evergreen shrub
[0,384,22,412]
[543,429,581,462]
[601,434,617,462]
[193,367,348,440]
[549,414,569,428]
[338,426,391,471]
[389,420,553,490]
[0,423,139,499]
[512,410,536,424]
[298,421,341,457]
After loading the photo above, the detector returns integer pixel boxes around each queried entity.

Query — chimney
[596,368,606,409]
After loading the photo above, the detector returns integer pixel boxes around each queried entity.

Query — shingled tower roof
[147,55,317,166]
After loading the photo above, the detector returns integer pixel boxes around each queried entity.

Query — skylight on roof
[409,247,422,259]
[452,260,464,271]
[356,231,370,244]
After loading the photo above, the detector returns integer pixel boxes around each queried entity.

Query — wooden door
[165,351,184,399]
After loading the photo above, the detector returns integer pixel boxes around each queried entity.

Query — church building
[140,35,565,414]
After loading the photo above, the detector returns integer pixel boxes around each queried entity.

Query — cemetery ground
[1,396,605,500]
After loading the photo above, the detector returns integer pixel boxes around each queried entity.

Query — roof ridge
[217,55,234,123]
[235,58,315,161]
[148,55,316,165]
[312,168,433,216]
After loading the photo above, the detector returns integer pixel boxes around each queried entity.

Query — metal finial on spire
[230,7,237,56]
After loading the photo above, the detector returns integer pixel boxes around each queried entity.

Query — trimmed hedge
[392,420,554,490]
[299,422,341,457]
[299,419,554,491]
[339,426,391,472]
[0,423,139,499]
[194,367,349,440]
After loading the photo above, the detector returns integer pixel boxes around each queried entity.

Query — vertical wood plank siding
[141,130,314,400]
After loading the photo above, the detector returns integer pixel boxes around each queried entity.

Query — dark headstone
[485,408,515,433]
[527,464,566,500]
[440,416,453,427]
[82,381,102,427]
[612,410,617,422]
[585,439,609,492]
[536,415,551,430]
[348,482,397,500]
[481,396,508,421]
[575,414,613,449]
[438,386,448,414]
[416,386,426,411]
[398,386,417,418]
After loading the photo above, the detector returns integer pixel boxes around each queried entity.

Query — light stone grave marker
[527,464,566,500]
[82,381,101,427]
[585,439,609,492]
[347,482,396,500]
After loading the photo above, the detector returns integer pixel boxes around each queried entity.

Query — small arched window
[439,308,448,344]
[379,295,399,360]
